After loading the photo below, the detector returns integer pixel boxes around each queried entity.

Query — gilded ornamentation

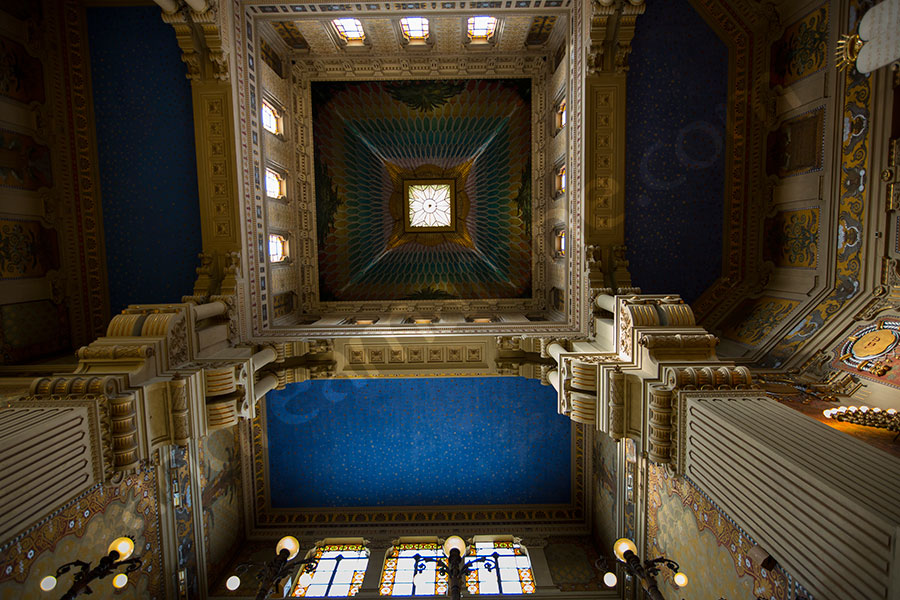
[763,207,819,268]
[832,320,900,389]
[723,296,800,346]
[762,3,871,366]
[770,4,829,88]
[76,344,154,360]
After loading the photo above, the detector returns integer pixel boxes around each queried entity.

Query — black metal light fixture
[224,535,318,599]
[39,536,142,599]
[613,538,688,600]
[409,536,502,600]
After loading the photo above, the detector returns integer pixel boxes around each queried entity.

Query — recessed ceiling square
[312,78,533,302]
[405,180,454,232]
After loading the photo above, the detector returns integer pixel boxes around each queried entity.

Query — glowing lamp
[226,575,241,591]
[602,571,618,587]
[112,573,128,589]
[276,536,300,561]
[673,571,689,587]
[443,536,467,558]
[613,538,638,562]
[39,576,57,592]
[108,537,135,561]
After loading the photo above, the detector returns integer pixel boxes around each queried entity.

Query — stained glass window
[266,168,284,198]
[467,16,497,41]
[291,544,369,597]
[408,184,452,228]
[556,98,566,129]
[333,18,365,43]
[269,233,287,263]
[556,165,566,195]
[464,541,535,595]
[400,17,429,42]
[262,101,280,134]
[555,228,566,258]
[379,543,449,596]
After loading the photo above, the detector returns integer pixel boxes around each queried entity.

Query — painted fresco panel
[0,35,44,104]
[831,319,900,389]
[0,219,60,279]
[766,108,825,178]
[762,0,871,367]
[544,536,605,591]
[722,296,801,346]
[591,432,617,551]
[259,38,282,77]
[271,21,310,50]
[770,4,829,88]
[0,469,163,599]
[0,129,52,191]
[0,300,70,364]
[647,465,792,600]
[199,427,244,588]
[762,207,819,268]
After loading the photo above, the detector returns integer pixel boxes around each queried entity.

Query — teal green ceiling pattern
[313,79,532,301]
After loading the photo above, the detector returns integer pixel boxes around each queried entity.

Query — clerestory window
[290,543,370,597]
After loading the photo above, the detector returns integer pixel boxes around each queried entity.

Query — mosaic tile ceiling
[265,377,571,508]
[313,79,533,301]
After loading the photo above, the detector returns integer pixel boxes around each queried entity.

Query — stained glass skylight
[408,183,452,228]
[290,544,369,597]
[379,543,448,596]
[466,16,497,41]
[400,17,429,41]
[332,18,365,43]
[464,541,535,595]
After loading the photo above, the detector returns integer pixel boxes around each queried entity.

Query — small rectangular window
[333,18,366,44]
[555,165,566,196]
[261,101,281,135]
[556,98,566,130]
[266,168,285,199]
[268,233,288,262]
[467,16,497,42]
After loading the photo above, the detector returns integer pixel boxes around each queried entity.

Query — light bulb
[838,406,848,412]
[39,576,57,592]
[226,575,241,591]
[612,537,637,562]
[112,573,128,589]
[275,535,300,560]
[673,572,688,587]
[872,407,882,413]
[823,409,833,418]
[888,409,897,415]
[603,571,617,587]
[108,537,135,561]
[849,406,858,412]
[443,535,467,558]
[860,405,869,413]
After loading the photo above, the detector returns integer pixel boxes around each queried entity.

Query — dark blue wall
[266,377,572,508]
[625,0,728,304]
[87,7,200,315]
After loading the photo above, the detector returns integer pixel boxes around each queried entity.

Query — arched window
[291,542,369,597]
[379,541,448,596]
[463,539,535,595]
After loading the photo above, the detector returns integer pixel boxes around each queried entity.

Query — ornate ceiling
[312,78,533,301]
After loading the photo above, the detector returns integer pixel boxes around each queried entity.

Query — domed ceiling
[312,79,533,301]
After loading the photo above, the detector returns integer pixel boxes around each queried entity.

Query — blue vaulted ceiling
[265,377,571,508]
[624,0,728,304]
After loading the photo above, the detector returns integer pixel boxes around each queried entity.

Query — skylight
[408,183,452,228]
[400,17,429,42]
[332,18,365,43]
[466,16,497,41]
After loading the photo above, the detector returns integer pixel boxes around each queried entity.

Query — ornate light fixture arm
[55,550,142,600]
